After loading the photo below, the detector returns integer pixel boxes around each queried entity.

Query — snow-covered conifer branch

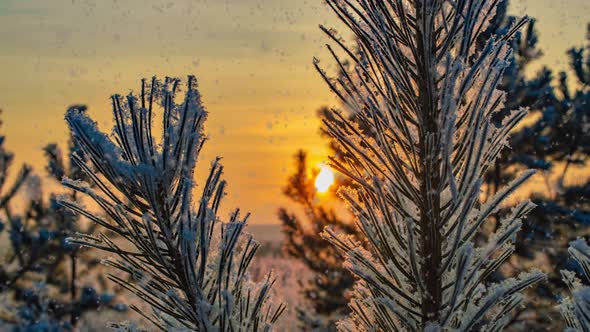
[317,1,544,330]
[60,76,284,331]
[561,239,590,331]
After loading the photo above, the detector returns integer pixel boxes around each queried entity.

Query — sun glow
[315,164,335,193]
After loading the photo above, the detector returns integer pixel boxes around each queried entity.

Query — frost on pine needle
[316,0,545,330]
[560,239,590,331]
[60,76,284,331]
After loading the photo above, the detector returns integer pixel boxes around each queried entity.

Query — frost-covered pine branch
[316,1,545,330]
[60,76,284,331]
[560,239,590,331]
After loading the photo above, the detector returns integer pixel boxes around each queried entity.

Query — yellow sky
[0,0,589,224]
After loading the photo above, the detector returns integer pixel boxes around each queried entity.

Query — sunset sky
[1,0,589,225]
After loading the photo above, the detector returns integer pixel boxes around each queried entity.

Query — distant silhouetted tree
[501,24,590,311]
[279,150,356,330]
[0,111,33,294]
[0,107,125,331]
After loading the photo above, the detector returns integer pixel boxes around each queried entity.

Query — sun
[315,164,335,193]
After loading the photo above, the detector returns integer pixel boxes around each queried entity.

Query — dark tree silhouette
[279,150,357,330]
[0,107,125,331]
[503,24,590,301]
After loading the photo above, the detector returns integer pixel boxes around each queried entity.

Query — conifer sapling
[316,0,545,330]
[61,76,284,331]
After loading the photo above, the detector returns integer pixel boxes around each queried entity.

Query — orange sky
[0,0,589,224]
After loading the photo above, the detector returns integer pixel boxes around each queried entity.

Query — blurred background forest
[0,0,589,331]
